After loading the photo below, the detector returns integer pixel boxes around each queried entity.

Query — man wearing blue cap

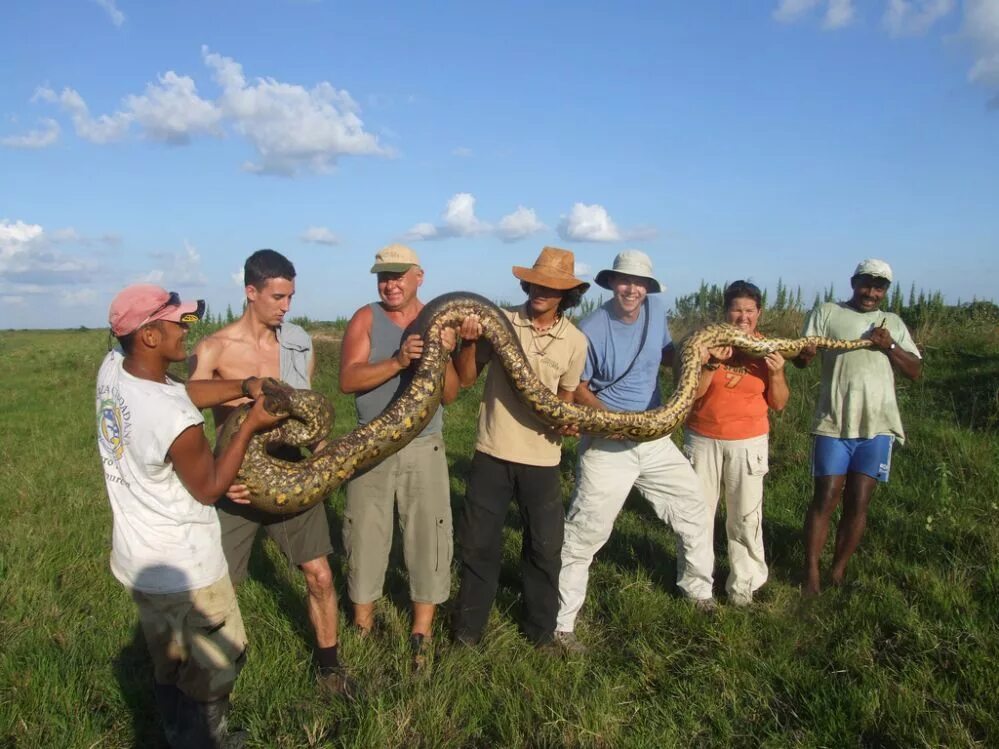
[795,259,922,596]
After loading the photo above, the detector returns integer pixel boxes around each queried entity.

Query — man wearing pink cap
[189,249,352,694]
[97,283,284,747]
[795,259,922,596]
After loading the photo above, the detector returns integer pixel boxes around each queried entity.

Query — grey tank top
[277,322,313,388]
[355,303,442,435]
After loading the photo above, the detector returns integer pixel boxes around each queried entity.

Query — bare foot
[801,580,821,598]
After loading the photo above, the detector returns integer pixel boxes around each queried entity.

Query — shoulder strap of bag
[591,297,650,394]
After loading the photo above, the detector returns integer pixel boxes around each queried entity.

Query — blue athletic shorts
[811,435,894,482]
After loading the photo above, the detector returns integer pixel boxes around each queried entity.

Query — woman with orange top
[683,281,790,606]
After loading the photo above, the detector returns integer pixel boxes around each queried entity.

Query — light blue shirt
[580,295,672,412]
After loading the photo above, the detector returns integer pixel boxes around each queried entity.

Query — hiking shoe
[692,597,718,614]
[451,629,481,648]
[410,633,429,671]
[553,630,587,654]
[317,666,357,699]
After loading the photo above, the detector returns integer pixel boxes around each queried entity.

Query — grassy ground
[1,324,997,748]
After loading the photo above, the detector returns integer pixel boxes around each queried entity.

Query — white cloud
[557,203,623,242]
[33,86,132,144]
[823,0,856,28]
[575,261,592,277]
[772,0,855,28]
[773,0,821,24]
[451,146,472,157]
[27,48,389,175]
[964,0,999,97]
[94,0,125,27]
[556,203,659,243]
[202,46,391,175]
[0,218,98,280]
[496,206,546,243]
[124,72,222,144]
[1,118,60,149]
[403,222,439,241]
[301,226,340,246]
[884,0,955,36]
[1,295,25,306]
[232,268,245,287]
[404,192,491,241]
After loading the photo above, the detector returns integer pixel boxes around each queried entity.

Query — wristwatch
[888,343,896,351]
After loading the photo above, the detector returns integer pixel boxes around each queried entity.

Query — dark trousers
[453,450,565,644]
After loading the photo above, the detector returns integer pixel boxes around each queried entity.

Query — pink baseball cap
[108,284,204,336]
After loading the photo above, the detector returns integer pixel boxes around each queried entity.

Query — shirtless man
[188,249,350,694]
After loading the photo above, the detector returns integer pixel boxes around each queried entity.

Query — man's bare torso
[191,320,281,429]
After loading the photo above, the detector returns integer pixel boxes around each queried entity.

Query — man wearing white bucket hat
[555,250,715,651]
[795,259,921,596]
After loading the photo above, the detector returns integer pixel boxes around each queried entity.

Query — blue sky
[2,0,997,329]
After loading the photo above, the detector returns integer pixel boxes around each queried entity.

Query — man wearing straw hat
[555,250,715,652]
[451,246,590,648]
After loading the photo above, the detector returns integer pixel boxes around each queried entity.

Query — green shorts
[343,432,452,605]
[131,574,247,702]
[217,498,334,584]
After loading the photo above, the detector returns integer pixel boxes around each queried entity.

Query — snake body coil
[217,292,872,514]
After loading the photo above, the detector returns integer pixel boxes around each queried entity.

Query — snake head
[260,378,294,416]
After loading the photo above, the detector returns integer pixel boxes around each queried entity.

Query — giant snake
[216,292,872,515]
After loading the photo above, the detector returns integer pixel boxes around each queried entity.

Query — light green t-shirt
[802,302,921,445]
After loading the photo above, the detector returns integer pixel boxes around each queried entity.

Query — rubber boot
[174,692,248,749]
[152,682,182,748]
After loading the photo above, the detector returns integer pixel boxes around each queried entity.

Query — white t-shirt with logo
[96,350,228,594]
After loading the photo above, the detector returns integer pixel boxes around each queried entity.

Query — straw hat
[593,250,663,293]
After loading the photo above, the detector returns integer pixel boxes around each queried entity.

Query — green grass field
[1,322,998,748]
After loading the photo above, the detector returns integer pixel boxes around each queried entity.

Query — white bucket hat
[594,250,663,293]
[853,258,893,283]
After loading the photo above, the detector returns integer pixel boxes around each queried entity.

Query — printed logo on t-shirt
[97,384,132,461]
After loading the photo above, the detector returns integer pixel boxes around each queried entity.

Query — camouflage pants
[131,574,248,702]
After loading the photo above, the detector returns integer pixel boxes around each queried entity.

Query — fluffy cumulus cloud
[301,226,340,246]
[21,47,389,175]
[124,72,222,144]
[33,86,132,144]
[403,194,548,243]
[403,193,491,241]
[93,0,125,27]
[496,206,546,243]
[0,118,60,149]
[557,203,622,242]
[202,46,391,175]
[556,203,658,243]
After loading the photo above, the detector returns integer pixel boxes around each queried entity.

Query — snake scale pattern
[216,291,872,515]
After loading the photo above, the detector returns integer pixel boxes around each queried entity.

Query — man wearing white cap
[339,244,460,668]
[795,259,922,596]
[98,283,285,746]
[555,250,716,651]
